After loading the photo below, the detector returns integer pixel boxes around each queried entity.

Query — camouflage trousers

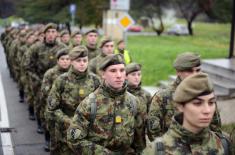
[28,78,41,121]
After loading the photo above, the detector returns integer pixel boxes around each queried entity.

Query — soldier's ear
[176,104,184,112]
[101,71,105,79]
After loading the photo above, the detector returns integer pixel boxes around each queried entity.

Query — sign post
[103,0,133,40]
[69,4,76,26]
[117,13,134,45]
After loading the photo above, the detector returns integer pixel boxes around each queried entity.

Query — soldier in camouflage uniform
[41,47,71,152]
[126,62,152,147]
[8,28,21,81]
[147,52,222,141]
[67,54,146,155]
[70,30,82,47]
[47,46,100,155]
[20,31,37,120]
[24,23,65,134]
[1,27,14,76]
[59,30,71,46]
[84,29,99,60]
[147,73,231,154]
[4,28,19,77]
[9,28,28,102]
[88,37,114,75]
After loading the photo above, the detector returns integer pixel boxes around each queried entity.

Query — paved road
[0,36,49,155]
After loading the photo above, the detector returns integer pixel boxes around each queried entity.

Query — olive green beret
[173,52,201,71]
[60,30,69,37]
[71,30,81,38]
[99,54,125,71]
[173,72,214,104]
[84,29,98,35]
[126,62,141,74]
[69,45,88,60]
[56,47,70,59]
[99,37,113,48]
[43,23,57,33]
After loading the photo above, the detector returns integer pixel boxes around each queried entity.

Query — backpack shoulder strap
[215,132,231,155]
[89,92,97,125]
[88,93,97,129]
[59,74,68,93]
[127,92,137,116]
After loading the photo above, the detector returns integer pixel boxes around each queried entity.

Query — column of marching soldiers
[0,23,234,155]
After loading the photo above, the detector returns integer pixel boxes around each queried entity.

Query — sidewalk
[217,99,235,124]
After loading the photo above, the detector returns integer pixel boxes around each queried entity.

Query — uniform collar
[127,83,141,95]
[86,45,97,51]
[68,66,88,80]
[169,114,210,145]
[56,65,69,72]
[101,81,127,99]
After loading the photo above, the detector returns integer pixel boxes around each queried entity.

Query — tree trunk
[150,16,164,36]
[187,20,193,35]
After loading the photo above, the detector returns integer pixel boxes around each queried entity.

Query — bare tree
[174,0,213,35]
[144,3,165,36]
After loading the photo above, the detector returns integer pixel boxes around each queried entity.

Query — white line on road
[0,73,14,155]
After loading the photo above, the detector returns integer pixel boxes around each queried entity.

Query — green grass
[128,22,231,85]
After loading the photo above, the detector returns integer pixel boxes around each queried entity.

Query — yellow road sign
[118,13,134,31]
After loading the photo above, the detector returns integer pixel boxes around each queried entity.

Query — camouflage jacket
[41,65,69,129]
[88,52,106,75]
[47,66,100,142]
[148,76,222,141]
[127,84,152,150]
[153,114,225,155]
[20,43,35,79]
[18,43,30,88]
[86,45,99,60]
[127,84,152,113]
[41,65,69,99]
[67,82,145,154]
[24,40,65,84]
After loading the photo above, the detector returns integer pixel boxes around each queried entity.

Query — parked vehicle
[167,24,189,36]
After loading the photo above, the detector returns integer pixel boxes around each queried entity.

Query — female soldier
[152,73,231,154]
[47,46,100,155]
[41,47,71,152]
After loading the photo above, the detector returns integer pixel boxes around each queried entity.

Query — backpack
[88,92,137,130]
